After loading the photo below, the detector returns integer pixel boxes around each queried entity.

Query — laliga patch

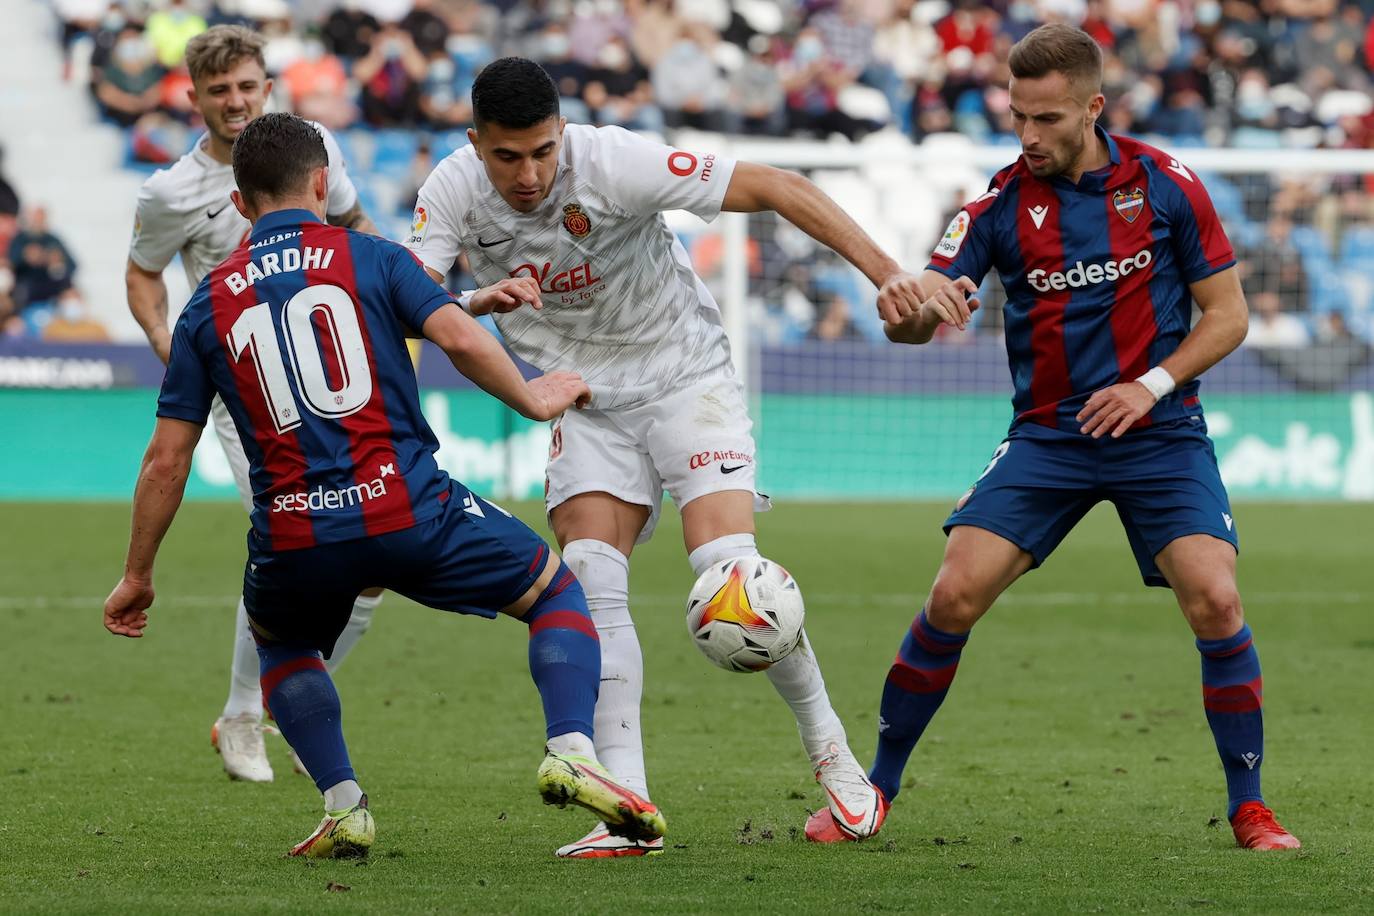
[562,203,592,238]
[1113,188,1144,224]
[407,206,429,245]
[935,210,970,259]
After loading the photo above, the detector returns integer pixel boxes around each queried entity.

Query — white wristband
[457,290,475,314]
[1135,366,1176,401]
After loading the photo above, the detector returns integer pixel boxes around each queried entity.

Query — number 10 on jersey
[228,284,374,434]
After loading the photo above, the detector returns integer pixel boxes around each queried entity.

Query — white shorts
[544,376,771,543]
[210,395,255,513]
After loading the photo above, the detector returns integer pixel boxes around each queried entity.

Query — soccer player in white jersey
[408,58,925,856]
[125,25,382,783]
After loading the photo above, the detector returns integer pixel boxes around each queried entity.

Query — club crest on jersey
[1113,188,1145,224]
[562,203,592,238]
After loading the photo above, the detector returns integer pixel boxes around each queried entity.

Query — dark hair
[1009,24,1103,96]
[472,57,560,129]
[231,113,328,207]
[185,24,266,87]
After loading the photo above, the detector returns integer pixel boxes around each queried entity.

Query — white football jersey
[407,123,738,410]
[128,123,359,287]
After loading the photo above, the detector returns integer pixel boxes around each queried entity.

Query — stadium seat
[370,130,419,178]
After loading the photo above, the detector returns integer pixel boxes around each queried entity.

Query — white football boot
[210,712,274,782]
[556,822,665,858]
[810,741,884,839]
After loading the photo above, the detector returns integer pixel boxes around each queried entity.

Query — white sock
[563,538,648,798]
[223,596,263,719]
[327,593,381,674]
[546,730,597,760]
[688,533,846,758]
[323,779,363,814]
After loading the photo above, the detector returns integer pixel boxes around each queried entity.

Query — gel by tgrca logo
[1026,249,1153,293]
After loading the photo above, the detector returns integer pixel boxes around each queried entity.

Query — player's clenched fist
[469,276,543,316]
[523,370,592,420]
[876,271,925,324]
[923,275,980,332]
[104,576,154,638]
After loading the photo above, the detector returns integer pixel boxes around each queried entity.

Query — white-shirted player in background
[125,25,382,783]
[408,58,925,857]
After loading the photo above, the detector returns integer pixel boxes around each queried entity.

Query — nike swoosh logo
[477,236,513,248]
[824,786,870,827]
[206,205,228,219]
[720,464,747,474]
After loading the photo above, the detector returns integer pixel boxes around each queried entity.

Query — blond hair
[184,24,266,86]
[1008,24,1103,97]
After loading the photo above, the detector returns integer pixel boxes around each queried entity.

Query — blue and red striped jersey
[928,126,1235,433]
[158,209,456,551]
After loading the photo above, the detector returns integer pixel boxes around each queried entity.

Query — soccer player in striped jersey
[809,24,1299,850]
[103,113,665,859]
[125,26,383,783]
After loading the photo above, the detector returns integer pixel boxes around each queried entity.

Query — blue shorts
[944,419,1238,588]
[243,481,549,656]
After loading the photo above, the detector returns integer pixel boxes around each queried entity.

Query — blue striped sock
[257,643,354,794]
[869,609,968,803]
[525,563,601,741]
[1197,623,1264,819]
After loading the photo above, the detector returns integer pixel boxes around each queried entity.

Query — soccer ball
[685,557,805,673]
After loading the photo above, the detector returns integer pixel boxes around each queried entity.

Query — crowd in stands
[0,146,107,342]
[39,0,1374,352]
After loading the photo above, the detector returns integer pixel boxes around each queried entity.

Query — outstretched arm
[104,417,202,637]
[420,283,588,421]
[1077,267,1247,439]
[722,162,923,321]
[883,271,981,344]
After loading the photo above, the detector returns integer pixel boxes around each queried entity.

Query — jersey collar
[250,208,323,240]
[1045,123,1121,193]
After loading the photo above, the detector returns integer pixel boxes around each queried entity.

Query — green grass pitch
[2,501,1370,913]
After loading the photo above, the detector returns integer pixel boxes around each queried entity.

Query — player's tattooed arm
[126,258,172,364]
[722,161,922,321]
[1078,266,1248,439]
[328,201,380,236]
[104,417,201,638]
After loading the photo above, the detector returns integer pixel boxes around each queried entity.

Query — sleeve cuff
[156,404,209,426]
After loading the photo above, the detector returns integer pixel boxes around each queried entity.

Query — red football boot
[1231,801,1301,850]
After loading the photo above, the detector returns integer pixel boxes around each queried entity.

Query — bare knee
[1180,583,1244,640]
[925,570,992,633]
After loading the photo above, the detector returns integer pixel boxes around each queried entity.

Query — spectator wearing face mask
[534,23,591,123]
[730,36,786,136]
[353,24,428,126]
[8,207,77,317]
[652,23,728,131]
[94,27,165,127]
[419,51,474,128]
[42,289,110,343]
[583,36,664,133]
